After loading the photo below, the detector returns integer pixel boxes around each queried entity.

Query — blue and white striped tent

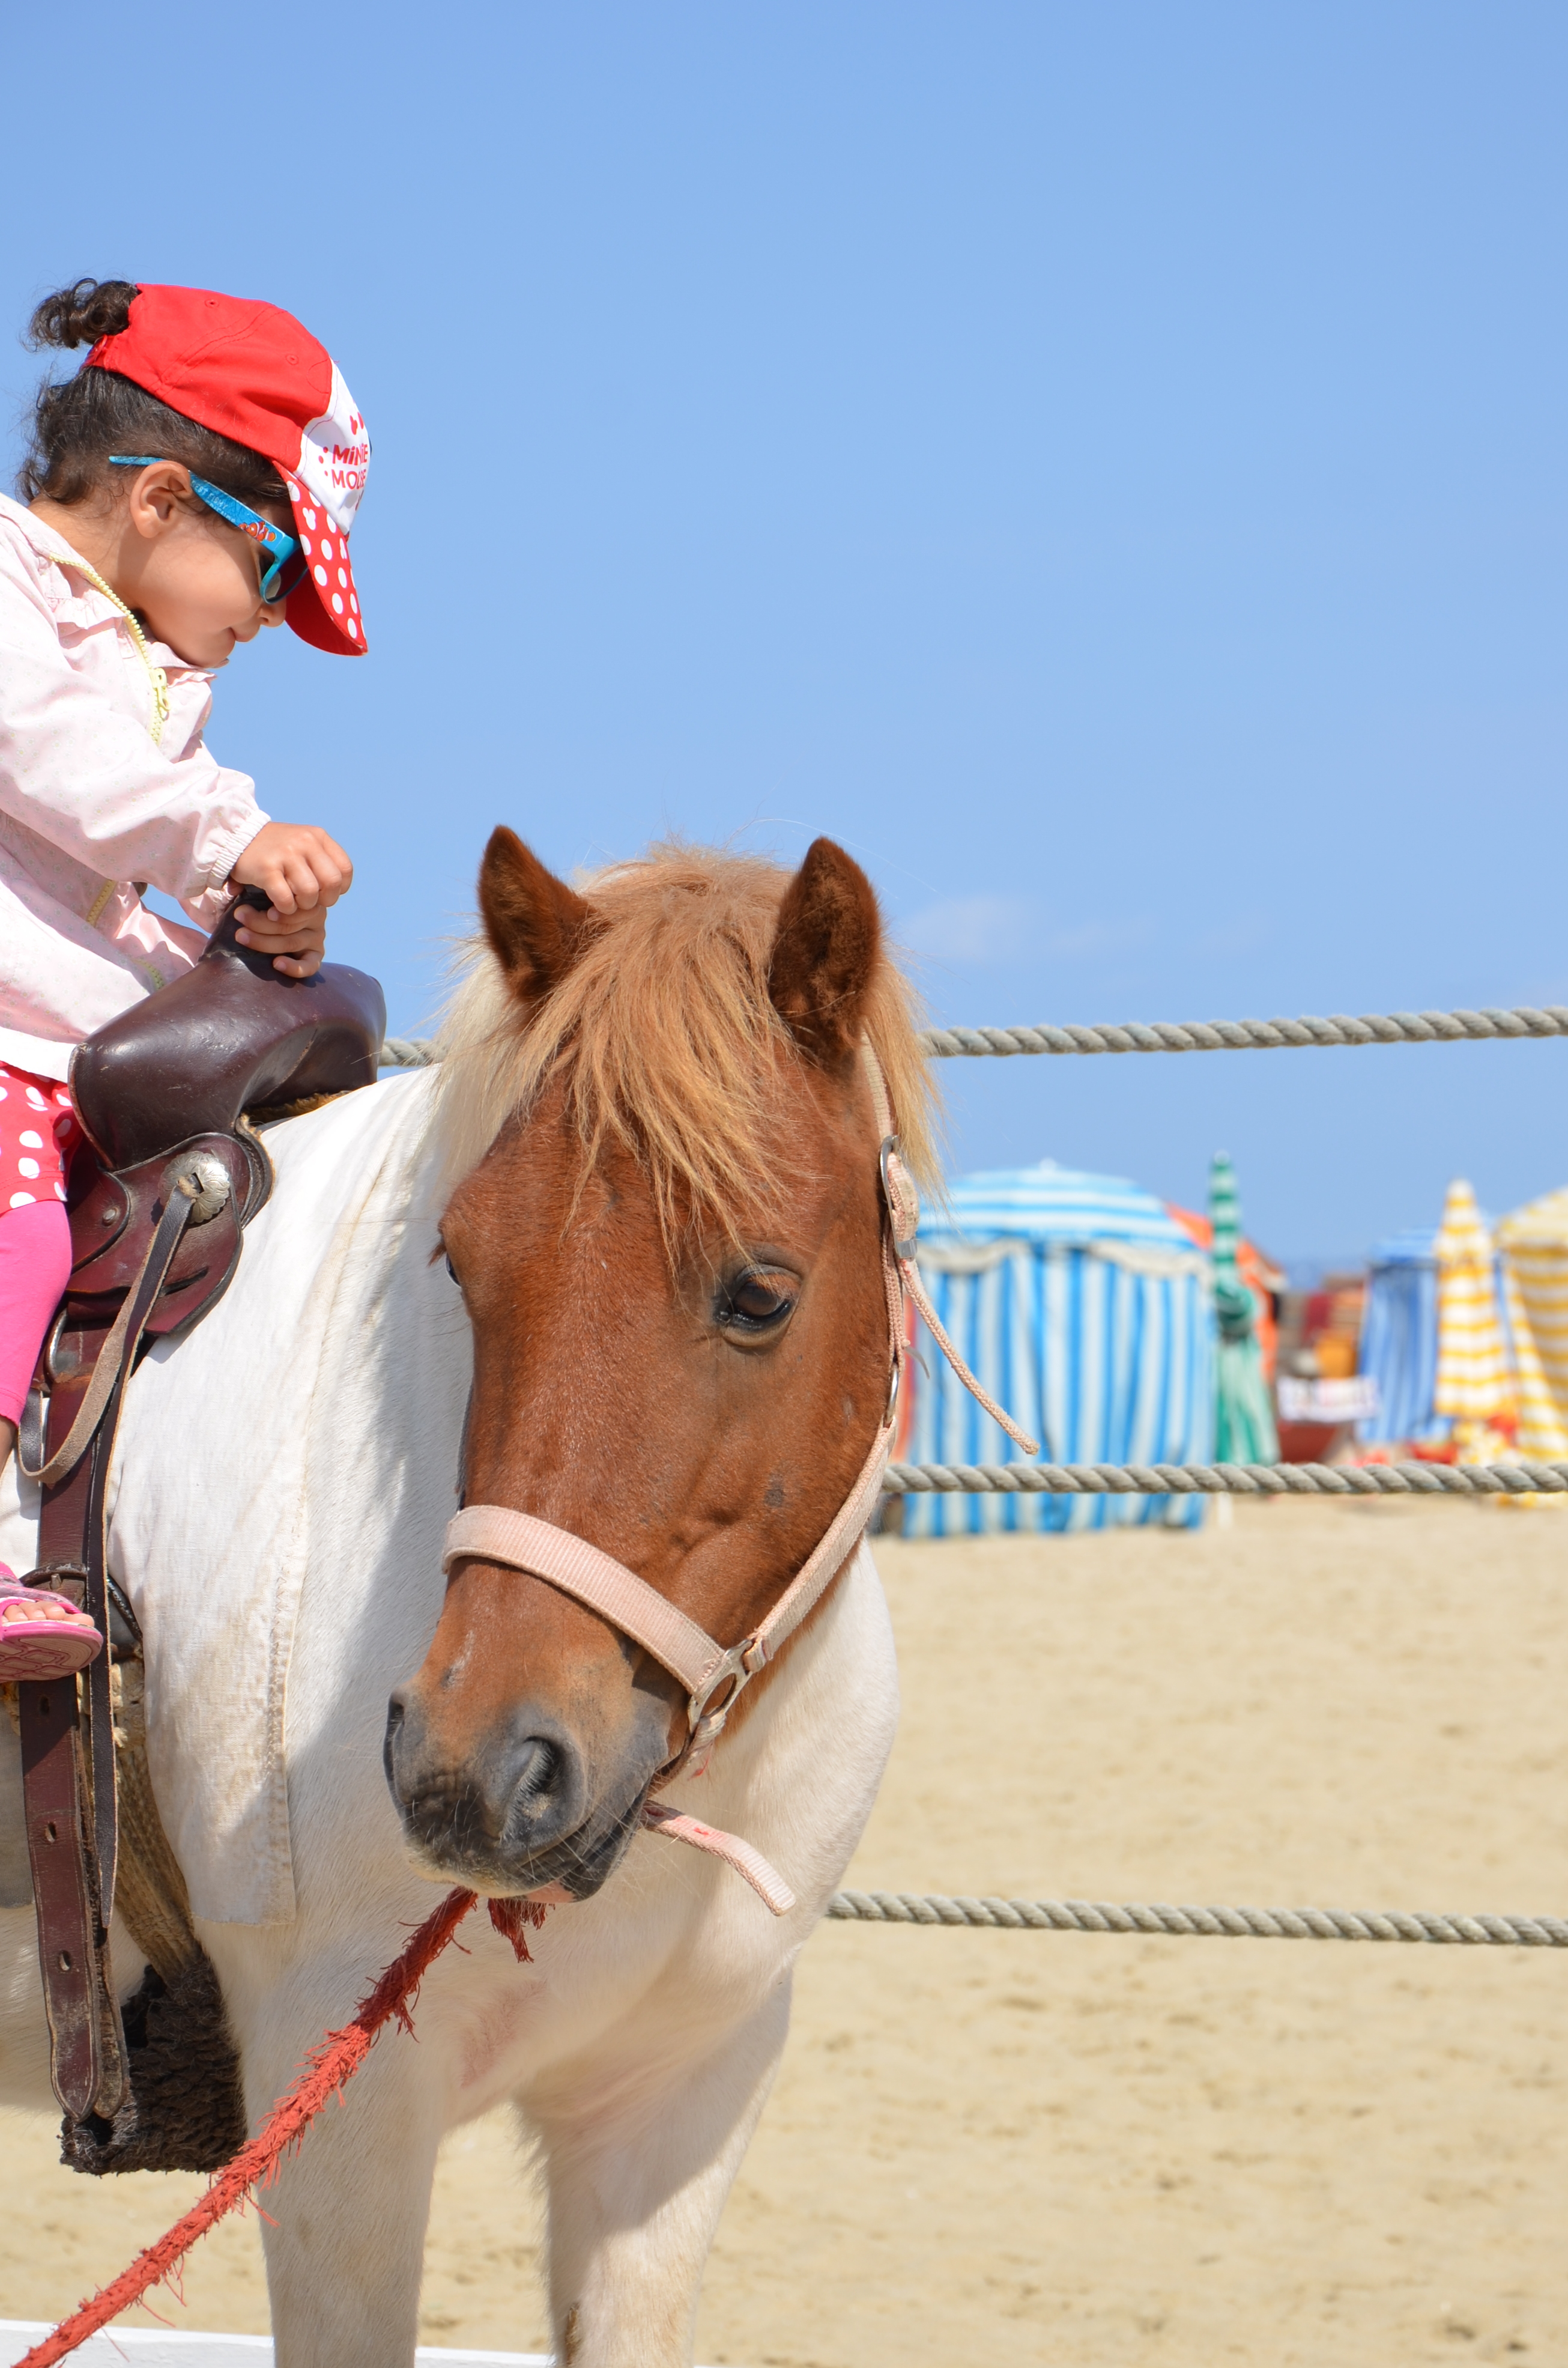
[903,1161,1215,1535]
[1355,1228,1441,1443]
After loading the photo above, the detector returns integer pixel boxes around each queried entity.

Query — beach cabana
[1355,1228,1441,1443]
[1165,1207,1283,1381]
[1497,1187,1568,1461]
[1205,1152,1278,1464]
[1433,1179,1513,1456]
[902,1161,1214,1536]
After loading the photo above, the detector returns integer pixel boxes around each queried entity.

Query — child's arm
[1,542,350,979]
[1,539,266,923]
[227,821,354,982]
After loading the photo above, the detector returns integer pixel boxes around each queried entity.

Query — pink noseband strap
[443,1505,734,1705]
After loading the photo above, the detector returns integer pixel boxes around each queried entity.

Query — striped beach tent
[1497,1188,1568,1462]
[1355,1228,1442,1443]
[1433,1179,1512,1452]
[1207,1151,1279,1465]
[902,1161,1215,1537]
[1165,1209,1283,1381]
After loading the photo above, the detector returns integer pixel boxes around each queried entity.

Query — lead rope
[862,1047,1039,1460]
[14,1887,528,2368]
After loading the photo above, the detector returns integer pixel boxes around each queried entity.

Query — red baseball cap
[86,284,370,655]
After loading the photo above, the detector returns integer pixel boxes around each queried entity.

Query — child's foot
[0,1565,103,1680]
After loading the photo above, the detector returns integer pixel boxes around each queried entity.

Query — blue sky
[5,4,1566,1261]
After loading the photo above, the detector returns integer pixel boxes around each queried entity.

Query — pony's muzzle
[383,1685,588,1874]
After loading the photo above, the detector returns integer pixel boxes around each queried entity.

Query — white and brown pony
[0,833,934,2368]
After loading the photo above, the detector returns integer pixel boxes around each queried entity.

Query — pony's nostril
[385,1697,587,1868]
[511,1736,557,1805]
[501,1737,563,1833]
[495,1727,583,1849]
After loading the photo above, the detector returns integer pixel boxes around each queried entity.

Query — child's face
[123,475,291,668]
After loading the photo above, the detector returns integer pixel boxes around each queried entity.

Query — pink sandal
[0,1564,103,1681]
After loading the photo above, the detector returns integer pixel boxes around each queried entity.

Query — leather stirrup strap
[18,1657,103,2121]
[18,1175,201,2122]
[20,1176,199,1490]
[19,1421,125,2124]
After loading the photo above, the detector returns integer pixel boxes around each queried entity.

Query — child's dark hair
[19,279,289,512]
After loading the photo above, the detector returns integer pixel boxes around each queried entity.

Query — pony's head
[384,831,934,1901]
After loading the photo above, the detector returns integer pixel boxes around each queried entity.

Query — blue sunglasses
[109,457,306,603]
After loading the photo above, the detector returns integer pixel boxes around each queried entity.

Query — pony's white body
[0,1075,899,2367]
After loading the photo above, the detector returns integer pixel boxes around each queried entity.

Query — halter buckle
[686,1636,766,1747]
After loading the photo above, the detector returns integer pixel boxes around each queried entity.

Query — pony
[0,831,935,2368]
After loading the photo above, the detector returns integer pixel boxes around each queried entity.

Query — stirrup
[0,1567,103,1680]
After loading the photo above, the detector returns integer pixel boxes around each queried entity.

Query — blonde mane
[430,843,938,1245]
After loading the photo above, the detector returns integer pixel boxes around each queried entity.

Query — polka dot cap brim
[0,1066,80,1213]
[281,476,367,656]
[79,287,369,660]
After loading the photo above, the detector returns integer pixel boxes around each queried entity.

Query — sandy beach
[2,1496,1563,2366]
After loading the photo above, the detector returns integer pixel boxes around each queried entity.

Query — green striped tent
[1209,1150,1279,1465]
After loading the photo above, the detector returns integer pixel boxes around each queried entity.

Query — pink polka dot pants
[0,1065,79,1426]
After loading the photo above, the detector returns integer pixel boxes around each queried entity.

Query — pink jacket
[0,491,268,1081]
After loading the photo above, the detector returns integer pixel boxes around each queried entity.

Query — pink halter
[442,1045,1035,1916]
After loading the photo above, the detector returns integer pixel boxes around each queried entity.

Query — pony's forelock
[429,843,938,1245]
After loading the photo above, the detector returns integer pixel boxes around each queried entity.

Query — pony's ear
[478,827,599,1004]
[767,837,882,1068]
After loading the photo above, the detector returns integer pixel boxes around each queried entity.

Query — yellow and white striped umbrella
[1432,1179,1511,1434]
[1497,1187,1568,1462]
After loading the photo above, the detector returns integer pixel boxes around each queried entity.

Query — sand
[1,1496,1564,2366]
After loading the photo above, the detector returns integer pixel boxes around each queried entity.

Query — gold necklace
[49,551,170,747]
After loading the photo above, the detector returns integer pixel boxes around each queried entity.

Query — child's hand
[228,822,353,979]
[232,899,330,980]
[230,822,353,915]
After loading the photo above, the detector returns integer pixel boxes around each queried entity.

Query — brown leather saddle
[16,894,384,2152]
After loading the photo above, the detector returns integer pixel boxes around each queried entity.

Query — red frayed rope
[17,1886,546,2368]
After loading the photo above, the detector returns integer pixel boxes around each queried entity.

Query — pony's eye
[721,1269,799,1336]
[444,1254,461,1289]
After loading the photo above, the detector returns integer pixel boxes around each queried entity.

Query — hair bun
[27,279,139,351]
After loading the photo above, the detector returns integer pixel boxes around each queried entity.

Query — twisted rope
[916,1006,1568,1057]
[883,1459,1568,1496]
[379,1034,437,1067]
[826,1891,1568,1945]
[377,1003,1568,1069]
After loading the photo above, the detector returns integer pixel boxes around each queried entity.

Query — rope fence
[883,1458,1568,1497]
[918,1005,1568,1057]
[378,1002,1568,1070]
[826,1892,1568,1946]
[380,990,1568,1934]
[380,1009,1568,1502]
